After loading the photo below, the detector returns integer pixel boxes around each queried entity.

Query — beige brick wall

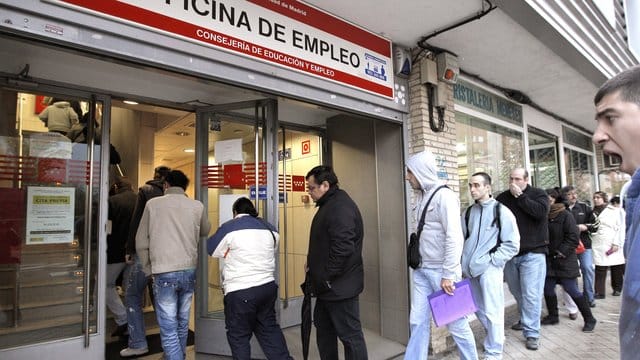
[407,55,460,194]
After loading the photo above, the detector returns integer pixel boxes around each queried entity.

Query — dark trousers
[544,277,582,298]
[224,281,291,360]
[314,296,367,360]
[595,264,626,295]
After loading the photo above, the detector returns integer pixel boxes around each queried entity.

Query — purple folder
[427,278,477,327]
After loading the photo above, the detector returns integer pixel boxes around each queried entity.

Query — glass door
[194,99,278,356]
[528,126,560,190]
[276,126,323,328]
[0,86,108,359]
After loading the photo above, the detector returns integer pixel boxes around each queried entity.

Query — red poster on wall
[302,140,311,155]
[34,95,48,114]
[224,164,245,189]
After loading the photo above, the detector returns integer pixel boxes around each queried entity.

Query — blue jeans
[504,252,546,339]
[470,264,505,359]
[406,268,478,360]
[124,255,149,350]
[153,269,196,360]
[577,249,595,302]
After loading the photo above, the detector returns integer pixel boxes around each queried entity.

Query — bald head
[509,167,529,191]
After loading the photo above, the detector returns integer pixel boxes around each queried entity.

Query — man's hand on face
[509,183,523,198]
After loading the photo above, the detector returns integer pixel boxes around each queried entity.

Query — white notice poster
[214,138,243,164]
[26,186,75,244]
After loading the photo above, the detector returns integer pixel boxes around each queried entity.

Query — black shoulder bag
[407,185,447,269]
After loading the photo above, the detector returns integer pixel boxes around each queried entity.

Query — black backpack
[464,202,502,253]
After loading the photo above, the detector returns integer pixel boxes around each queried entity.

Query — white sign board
[26,186,75,244]
[54,0,394,98]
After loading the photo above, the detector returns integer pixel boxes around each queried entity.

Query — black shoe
[111,323,128,337]
[594,294,605,299]
[541,315,559,325]
[525,337,539,350]
[511,321,523,331]
[569,312,578,320]
[613,290,621,296]
[589,300,596,308]
[583,319,597,333]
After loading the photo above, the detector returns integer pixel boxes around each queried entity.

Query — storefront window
[456,112,524,208]
[563,126,596,203]
[564,148,595,204]
[528,127,560,190]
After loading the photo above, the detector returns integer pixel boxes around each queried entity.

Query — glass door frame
[0,78,109,360]
[194,99,279,356]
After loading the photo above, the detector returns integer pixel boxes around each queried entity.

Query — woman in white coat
[591,191,626,299]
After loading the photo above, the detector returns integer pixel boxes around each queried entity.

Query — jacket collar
[315,186,338,207]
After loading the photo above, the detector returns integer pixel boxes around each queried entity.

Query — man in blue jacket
[592,65,640,360]
[462,172,520,360]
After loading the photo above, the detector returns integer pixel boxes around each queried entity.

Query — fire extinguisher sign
[301,140,311,155]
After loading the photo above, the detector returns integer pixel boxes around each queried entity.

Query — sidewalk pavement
[435,290,621,360]
[136,290,622,360]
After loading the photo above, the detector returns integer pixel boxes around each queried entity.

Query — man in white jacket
[136,170,211,360]
[404,150,478,360]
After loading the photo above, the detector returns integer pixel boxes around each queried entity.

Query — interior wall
[111,107,140,186]
[327,115,407,343]
[327,115,380,331]
[374,120,408,343]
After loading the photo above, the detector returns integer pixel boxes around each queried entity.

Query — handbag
[576,239,586,255]
[408,185,447,269]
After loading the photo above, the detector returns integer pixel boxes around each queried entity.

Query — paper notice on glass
[428,278,477,327]
[29,132,72,159]
[214,138,243,164]
[26,186,75,245]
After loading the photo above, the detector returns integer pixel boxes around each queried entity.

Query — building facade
[0,0,637,358]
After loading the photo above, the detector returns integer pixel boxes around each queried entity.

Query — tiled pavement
[133,288,622,359]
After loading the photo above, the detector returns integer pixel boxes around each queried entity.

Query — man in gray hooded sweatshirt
[404,150,478,360]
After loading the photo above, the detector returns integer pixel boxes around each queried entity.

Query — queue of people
[404,151,626,359]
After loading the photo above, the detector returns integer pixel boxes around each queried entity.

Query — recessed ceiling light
[175,131,190,136]
[123,100,138,105]
[183,148,195,153]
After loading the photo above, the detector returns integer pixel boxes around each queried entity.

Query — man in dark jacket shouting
[305,165,368,360]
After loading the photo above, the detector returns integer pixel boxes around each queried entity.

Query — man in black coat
[305,165,367,360]
[107,178,137,337]
[561,185,598,307]
[119,166,170,358]
[496,168,549,351]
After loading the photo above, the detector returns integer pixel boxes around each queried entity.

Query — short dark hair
[306,165,339,188]
[546,187,567,205]
[232,197,258,217]
[165,170,189,190]
[560,185,576,195]
[594,65,640,107]
[611,195,621,205]
[154,166,171,180]
[594,191,609,203]
[471,172,492,185]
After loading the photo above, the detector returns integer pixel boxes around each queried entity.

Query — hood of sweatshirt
[53,101,71,109]
[406,150,441,192]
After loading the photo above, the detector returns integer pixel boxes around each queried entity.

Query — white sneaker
[120,347,149,357]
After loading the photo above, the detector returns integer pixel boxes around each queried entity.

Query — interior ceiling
[307,0,600,133]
